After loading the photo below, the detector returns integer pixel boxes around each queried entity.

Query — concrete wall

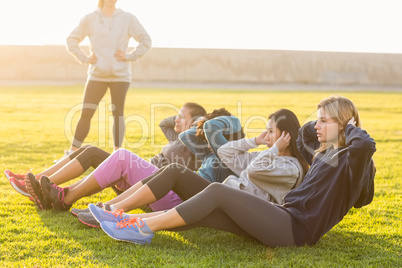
[0,45,401,87]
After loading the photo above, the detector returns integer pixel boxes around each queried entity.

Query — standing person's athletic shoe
[9,177,31,197]
[100,218,154,244]
[24,173,52,210]
[41,175,72,211]
[4,169,27,181]
[89,204,129,223]
[71,202,111,217]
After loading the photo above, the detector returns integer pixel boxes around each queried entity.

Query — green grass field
[0,86,401,267]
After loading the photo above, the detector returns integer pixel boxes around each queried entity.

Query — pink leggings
[92,148,182,211]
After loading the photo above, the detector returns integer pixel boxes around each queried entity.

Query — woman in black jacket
[89,95,376,246]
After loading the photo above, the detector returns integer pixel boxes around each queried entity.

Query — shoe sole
[71,210,79,217]
[88,204,102,224]
[4,170,11,180]
[9,180,31,197]
[100,223,151,244]
[40,176,59,210]
[78,217,100,228]
[5,170,27,181]
[25,174,45,210]
[71,208,90,217]
[40,176,53,208]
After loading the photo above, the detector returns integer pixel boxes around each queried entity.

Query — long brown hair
[269,109,309,176]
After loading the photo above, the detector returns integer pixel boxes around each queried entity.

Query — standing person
[65,0,151,155]
[89,95,376,247]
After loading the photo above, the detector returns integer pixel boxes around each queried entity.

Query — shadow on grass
[37,210,261,266]
[36,210,401,267]
[292,229,401,266]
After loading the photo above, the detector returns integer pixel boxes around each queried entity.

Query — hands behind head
[348,116,356,126]
[274,131,291,153]
[255,130,268,145]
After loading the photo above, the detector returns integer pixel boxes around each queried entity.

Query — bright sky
[1,0,401,54]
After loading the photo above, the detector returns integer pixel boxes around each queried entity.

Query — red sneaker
[9,177,31,197]
[4,169,27,181]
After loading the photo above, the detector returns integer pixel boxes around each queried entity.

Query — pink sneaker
[9,177,31,197]
[4,169,27,181]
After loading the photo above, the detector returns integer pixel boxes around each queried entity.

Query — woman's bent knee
[203,183,224,196]
[166,163,188,172]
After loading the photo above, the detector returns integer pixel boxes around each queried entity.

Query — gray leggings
[72,80,130,148]
[142,164,295,247]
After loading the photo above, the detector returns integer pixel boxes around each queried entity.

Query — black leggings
[142,164,295,247]
[69,145,110,171]
[72,80,130,148]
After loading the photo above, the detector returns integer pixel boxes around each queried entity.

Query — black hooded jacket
[280,121,376,245]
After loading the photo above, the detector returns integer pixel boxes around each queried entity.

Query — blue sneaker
[88,203,129,223]
[100,218,154,244]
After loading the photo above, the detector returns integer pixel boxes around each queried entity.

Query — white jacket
[218,138,304,204]
[66,8,152,82]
